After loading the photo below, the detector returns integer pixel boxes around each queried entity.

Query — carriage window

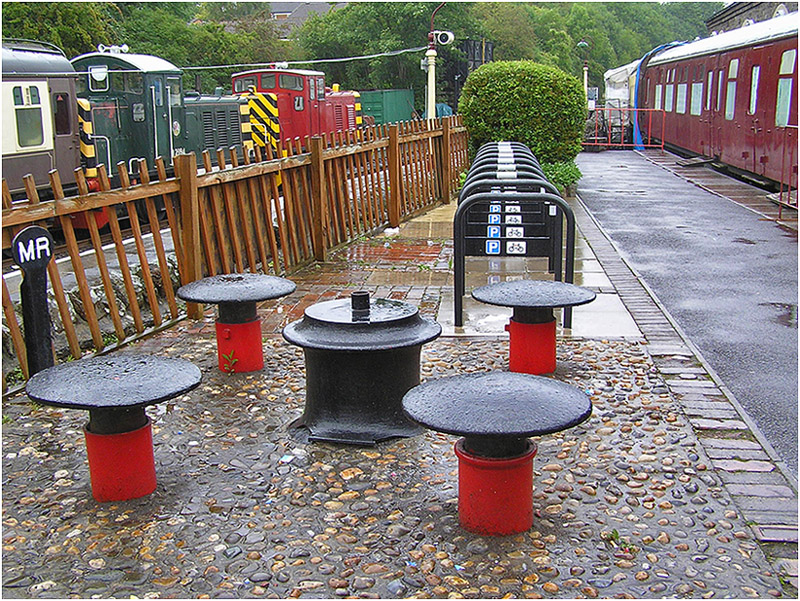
[779,49,796,75]
[317,77,325,99]
[153,78,163,106]
[126,73,144,94]
[53,93,71,135]
[691,82,703,115]
[705,71,713,111]
[775,49,796,126]
[234,76,257,92]
[776,78,793,126]
[676,83,688,114]
[664,84,674,112]
[748,65,760,115]
[14,85,44,147]
[728,59,739,79]
[716,70,724,111]
[279,74,303,91]
[725,79,737,120]
[309,77,316,100]
[89,65,109,92]
[654,84,662,110]
[260,73,276,88]
[168,77,181,107]
[111,72,125,92]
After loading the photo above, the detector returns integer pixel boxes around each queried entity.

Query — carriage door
[711,67,726,157]
[150,75,172,164]
[308,75,321,136]
[745,48,768,176]
[167,76,185,156]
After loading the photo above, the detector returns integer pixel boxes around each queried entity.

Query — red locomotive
[635,12,797,186]
[231,66,362,145]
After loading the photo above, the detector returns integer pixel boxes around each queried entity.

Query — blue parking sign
[488,214,501,224]
[485,239,501,255]
[489,204,501,213]
[487,225,501,238]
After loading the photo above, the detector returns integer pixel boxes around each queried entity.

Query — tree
[297,3,481,108]
[2,2,116,57]
[459,60,586,164]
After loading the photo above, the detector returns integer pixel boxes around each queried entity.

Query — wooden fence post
[309,136,328,262]
[176,153,203,319]
[441,117,452,204]
[388,124,401,227]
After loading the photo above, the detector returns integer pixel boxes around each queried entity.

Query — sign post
[11,226,55,375]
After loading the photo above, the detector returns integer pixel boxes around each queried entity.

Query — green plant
[542,160,582,191]
[221,350,238,375]
[2,415,11,425]
[5,367,24,387]
[458,60,586,163]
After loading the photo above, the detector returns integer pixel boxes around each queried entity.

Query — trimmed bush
[458,61,586,164]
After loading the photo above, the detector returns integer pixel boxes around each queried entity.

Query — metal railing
[583,107,666,150]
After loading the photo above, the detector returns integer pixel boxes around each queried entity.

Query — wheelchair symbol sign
[485,240,501,255]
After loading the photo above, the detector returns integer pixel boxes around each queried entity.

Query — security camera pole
[426,2,445,122]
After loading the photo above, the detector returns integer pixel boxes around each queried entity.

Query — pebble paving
[2,325,786,598]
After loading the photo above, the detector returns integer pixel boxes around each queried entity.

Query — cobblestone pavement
[1,334,787,599]
[2,159,797,598]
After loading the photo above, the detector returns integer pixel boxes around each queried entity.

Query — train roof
[232,67,326,78]
[71,50,181,74]
[649,12,798,66]
[2,39,75,76]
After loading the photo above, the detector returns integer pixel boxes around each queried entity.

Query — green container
[360,89,416,124]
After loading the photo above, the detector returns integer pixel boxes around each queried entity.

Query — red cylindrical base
[84,419,156,503]
[215,319,263,373]
[505,318,556,374]
[454,439,538,536]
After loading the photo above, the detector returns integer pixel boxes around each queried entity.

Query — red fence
[583,108,665,150]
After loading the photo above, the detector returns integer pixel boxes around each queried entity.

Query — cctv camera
[434,30,455,45]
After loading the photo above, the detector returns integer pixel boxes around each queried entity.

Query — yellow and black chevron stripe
[246,91,280,151]
[353,91,363,128]
[77,99,97,178]
[239,100,253,152]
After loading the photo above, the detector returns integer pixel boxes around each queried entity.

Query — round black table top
[403,372,591,438]
[26,354,202,411]
[472,280,596,309]
[283,296,441,351]
[177,273,296,305]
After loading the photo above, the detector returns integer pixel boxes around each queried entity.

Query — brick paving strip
[568,191,799,587]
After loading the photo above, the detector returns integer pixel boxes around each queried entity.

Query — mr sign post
[11,226,55,375]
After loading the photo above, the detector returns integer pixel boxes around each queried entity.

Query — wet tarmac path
[576,151,798,479]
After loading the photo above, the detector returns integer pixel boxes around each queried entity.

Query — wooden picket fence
[2,116,469,395]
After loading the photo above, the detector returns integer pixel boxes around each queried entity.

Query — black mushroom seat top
[472,279,596,309]
[403,372,592,439]
[26,354,202,411]
[177,273,296,305]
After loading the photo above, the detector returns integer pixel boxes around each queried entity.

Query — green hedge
[458,61,586,164]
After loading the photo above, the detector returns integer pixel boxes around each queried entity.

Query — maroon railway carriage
[636,12,797,185]
[231,66,361,145]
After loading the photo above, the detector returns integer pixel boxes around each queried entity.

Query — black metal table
[26,354,201,502]
[403,371,591,535]
[472,279,596,374]
[177,273,296,373]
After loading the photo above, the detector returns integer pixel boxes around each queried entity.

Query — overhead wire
[179,45,428,71]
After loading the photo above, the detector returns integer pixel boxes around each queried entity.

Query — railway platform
[2,149,797,598]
